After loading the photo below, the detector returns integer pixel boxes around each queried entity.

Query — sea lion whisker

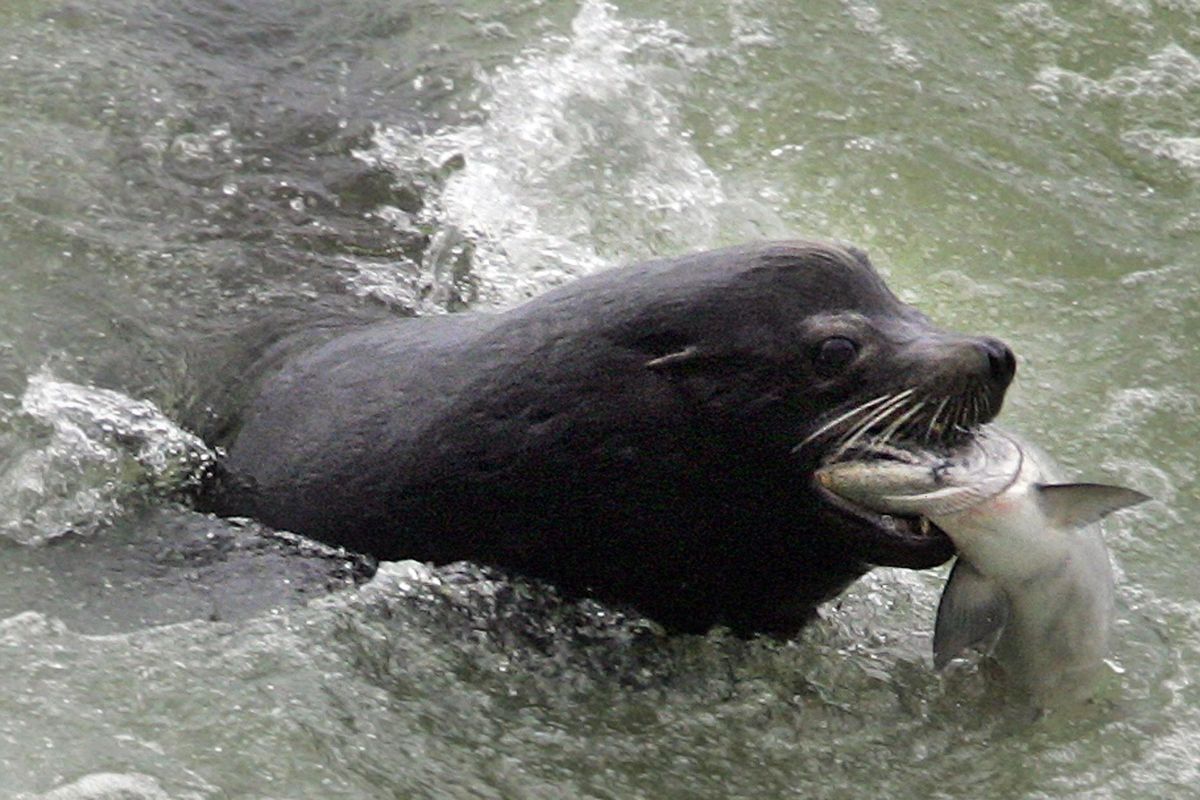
[868,396,918,442]
[831,390,912,445]
[832,391,916,458]
[834,391,914,446]
[980,387,994,419]
[925,396,951,443]
[797,392,896,449]
[873,400,927,449]
[974,386,992,427]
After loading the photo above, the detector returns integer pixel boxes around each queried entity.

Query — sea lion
[202,241,1017,635]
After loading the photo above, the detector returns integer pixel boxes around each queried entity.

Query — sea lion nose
[978,337,1017,389]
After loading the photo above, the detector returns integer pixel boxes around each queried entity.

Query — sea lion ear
[644,346,705,372]
[1035,483,1151,528]
[844,244,873,269]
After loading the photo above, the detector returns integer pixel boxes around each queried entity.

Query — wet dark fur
[199,241,1014,635]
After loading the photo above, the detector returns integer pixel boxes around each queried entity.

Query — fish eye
[812,336,858,377]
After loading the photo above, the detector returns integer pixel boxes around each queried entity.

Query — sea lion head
[611,241,1016,573]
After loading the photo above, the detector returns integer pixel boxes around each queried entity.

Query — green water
[0,1,1196,797]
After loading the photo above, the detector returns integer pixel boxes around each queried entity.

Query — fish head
[816,426,1151,580]
[814,426,1024,519]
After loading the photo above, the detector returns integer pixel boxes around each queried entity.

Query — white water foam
[360,0,745,309]
[1033,43,1200,102]
[1031,43,1200,177]
[1121,129,1200,175]
[0,371,214,545]
[842,0,922,72]
[16,772,176,800]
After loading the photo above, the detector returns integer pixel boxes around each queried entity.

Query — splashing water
[0,0,1197,797]
[362,0,736,308]
[0,371,214,545]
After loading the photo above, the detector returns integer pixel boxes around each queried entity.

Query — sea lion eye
[813,336,858,377]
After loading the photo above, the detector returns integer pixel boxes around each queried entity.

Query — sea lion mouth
[815,478,955,568]
[800,391,978,569]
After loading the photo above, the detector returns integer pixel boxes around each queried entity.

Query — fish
[815,426,1150,707]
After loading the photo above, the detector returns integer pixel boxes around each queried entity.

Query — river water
[1,0,1197,797]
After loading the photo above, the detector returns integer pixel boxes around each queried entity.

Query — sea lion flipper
[933,558,1008,670]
